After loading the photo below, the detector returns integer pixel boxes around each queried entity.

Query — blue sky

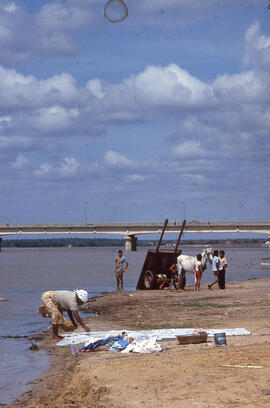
[0,0,270,226]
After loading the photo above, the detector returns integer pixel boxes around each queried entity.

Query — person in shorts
[194,254,203,292]
[114,250,128,290]
[168,262,182,291]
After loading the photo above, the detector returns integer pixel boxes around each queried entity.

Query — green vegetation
[1,237,266,248]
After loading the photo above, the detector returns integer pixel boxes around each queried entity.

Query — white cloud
[0,67,81,109]
[11,153,29,168]
[0,20,269,219]
[0,0,266,67]
[104,150,137,169]
[32,106,80,132]
[0,0,94,65]
[59,157,80,176]
[244,21,270,71]
[86,79,106,99]
[172,141,206,159]
[34,163,53,177]
[4,2,18,13]
[117,64,214,109]
[124,174,149,183]
[35,157,80,178]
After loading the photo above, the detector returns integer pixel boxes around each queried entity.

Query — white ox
[177,248,213,287]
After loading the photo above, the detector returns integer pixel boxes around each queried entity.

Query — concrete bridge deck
[0,221,269,251]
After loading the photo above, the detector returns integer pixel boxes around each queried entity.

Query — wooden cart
[136,219,186,290]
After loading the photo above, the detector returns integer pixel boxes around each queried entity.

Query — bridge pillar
[124,235,137,252]
[0,237,2,252]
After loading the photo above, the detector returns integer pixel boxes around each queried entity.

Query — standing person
[114,250,128,290]
[194,254,203,292]
[208,250,221,289]
[40,289,90,340]
[219,250,228,289]
[168,262,182,291]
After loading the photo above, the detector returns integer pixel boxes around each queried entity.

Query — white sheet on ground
[56,327,251,347]
[122,336,162,353]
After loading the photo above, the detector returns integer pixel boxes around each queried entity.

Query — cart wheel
[144,270,156,289]
[179,272,186,289]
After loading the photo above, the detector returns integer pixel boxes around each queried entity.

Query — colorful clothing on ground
[80,335,131,352]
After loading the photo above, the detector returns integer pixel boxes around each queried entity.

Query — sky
[0,0,270,226]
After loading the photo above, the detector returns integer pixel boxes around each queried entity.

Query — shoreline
[2,243,269,249]
[9,276,270,408]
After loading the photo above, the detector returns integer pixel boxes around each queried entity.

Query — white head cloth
[74,289,88,303]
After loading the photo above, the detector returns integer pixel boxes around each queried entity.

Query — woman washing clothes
[39,289,90,340]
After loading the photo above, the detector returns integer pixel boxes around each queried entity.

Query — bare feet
[52,335,62,341]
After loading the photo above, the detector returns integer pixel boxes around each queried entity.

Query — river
[0,246,269,404]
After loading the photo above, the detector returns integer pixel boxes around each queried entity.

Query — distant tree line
[1,237,266,248]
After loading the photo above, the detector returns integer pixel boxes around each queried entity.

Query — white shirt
[53,290,79,311]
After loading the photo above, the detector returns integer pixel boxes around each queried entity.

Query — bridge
[0,221,269,251]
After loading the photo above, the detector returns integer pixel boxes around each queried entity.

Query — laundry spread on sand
[121,336,162,353]
[56,327,251,347]
[79,332,163,354]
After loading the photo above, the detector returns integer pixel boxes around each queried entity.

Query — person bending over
[40,289,90,340]
[159,261,181,291]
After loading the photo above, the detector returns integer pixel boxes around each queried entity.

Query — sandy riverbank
[9,278,270,408]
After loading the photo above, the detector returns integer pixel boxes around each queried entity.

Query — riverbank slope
[10,278,270,408]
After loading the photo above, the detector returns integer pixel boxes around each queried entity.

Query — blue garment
[80,335,122,352]
[109,337,131,352]
[212,256,220,272]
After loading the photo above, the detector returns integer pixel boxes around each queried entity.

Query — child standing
[194,254,203,292]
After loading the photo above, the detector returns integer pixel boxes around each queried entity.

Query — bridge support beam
[124,235,137,252]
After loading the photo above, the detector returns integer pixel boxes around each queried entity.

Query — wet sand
[9,278,270,408]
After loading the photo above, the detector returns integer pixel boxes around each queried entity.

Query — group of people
[194,249,227,291]
[208,250,227,290]
[40,248,227,339]
[160,249,228,293]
